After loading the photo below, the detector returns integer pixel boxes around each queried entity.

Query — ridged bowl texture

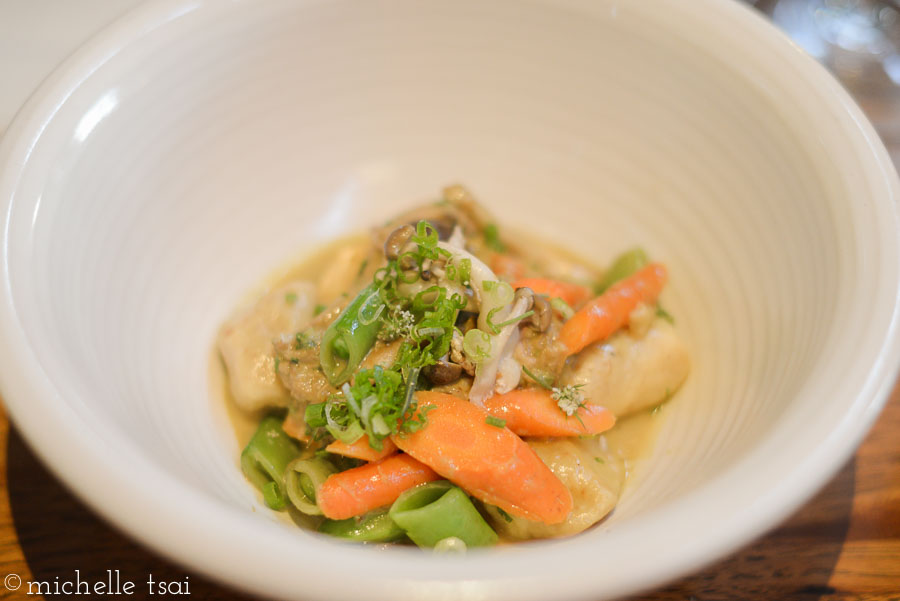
[0,1,898,600]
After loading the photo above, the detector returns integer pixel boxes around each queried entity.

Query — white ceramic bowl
[1,0,899,599]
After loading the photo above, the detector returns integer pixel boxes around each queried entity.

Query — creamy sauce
[602,408,665,484]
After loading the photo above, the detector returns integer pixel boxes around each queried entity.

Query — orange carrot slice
[490,254,526,281]
[392,391,573,524]
[282,413,310,443]
[559,263,668,356]
[326,437,398,462]
[317,453,440,520]
[511,278,592,308]
[483,388,615,437]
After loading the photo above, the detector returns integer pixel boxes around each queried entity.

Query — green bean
[320,283,384,386]
[596,247,649,293]
[434,536,467,554]
[389,481,498,548]
[285,457,337,515]
[240,415,301,510]
[318,508,405,542]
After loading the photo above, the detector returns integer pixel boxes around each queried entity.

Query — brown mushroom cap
[384,224,416,260]
[513,286,536,311]
[424,360,464,385]
[529,295,553,332]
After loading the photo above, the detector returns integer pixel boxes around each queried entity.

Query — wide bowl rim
[1,0,899,599]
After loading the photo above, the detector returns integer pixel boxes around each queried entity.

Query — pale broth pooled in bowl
[214,186,689,547]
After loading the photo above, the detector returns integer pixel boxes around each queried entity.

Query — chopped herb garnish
[285,292,298,305]
[656,306,675,324]
[273,355,281,374]
[357,259,369,278]
[496,507,514,523]
[491,309,534,331]
[483,223,506,253]
[378,307,415,342]
[401,403,435,435]
[314,303,327,316]
[594,457,605,464]
[306,365,434,450]
[462,328,492,363]
[522,366,554,390]
[651,404,663,415]
[295,331,316,350]
[444,257,472,286]
[306,220,472,451]
[394,289,466,376]
[552,385,585,417]
[485,416,506,428]
[552,384,587,429]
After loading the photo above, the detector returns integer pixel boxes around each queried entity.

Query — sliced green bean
[240,415,302,510]
[389,481,498,548]
[434,536,467,554]
[318,508,405,542]
[320,283,384,386]
[596,247,649,293]
[285,457,337,515]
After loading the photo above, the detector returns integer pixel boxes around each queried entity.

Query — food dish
[0,0,898,598]
[217,186,689,547]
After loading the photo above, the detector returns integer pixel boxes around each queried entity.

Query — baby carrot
[482,388,615,437]
[490,254,527,281]
[392,391,573,524]
[559,263,668,356]
[326,437,398,462]
[317,453,440,520]
[511,278,592,308]
[281,413,310,443]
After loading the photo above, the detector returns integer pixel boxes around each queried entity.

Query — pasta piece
[485,438,624,539]
[560,318,689,418]
[217,281,316,411]
[315,241,376,305]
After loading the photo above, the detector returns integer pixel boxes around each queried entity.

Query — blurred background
[750,0,900,163]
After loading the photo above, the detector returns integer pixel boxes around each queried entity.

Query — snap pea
[596,247,649,293]
[318,508,405,542]
[389,481,498,548]
[320,283,384,386]
[240,415,302,510]
[285,457,337,516]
